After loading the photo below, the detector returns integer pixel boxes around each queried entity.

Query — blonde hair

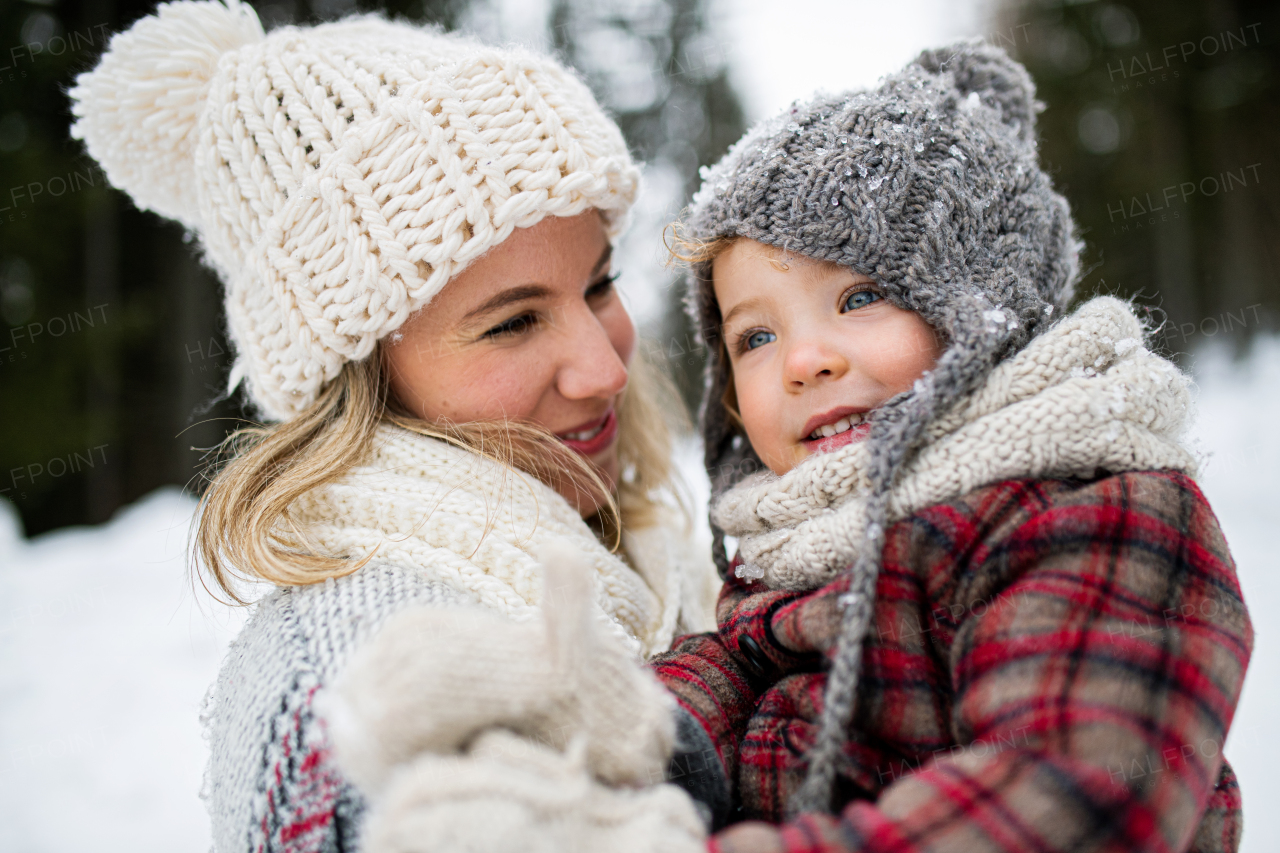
[664,220,738,267]
[195,347,689,605]
[664,221,746,428]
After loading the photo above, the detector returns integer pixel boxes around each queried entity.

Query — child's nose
[784,340,848,387]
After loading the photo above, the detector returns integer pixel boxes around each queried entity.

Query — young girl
[649,40,1253,853]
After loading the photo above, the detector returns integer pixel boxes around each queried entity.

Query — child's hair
[666,222,808,432]
[666,222,746,429]
[194,348,689,605]
[668,41,1082,814]
[666,220,795,273]
[665,220,737,267]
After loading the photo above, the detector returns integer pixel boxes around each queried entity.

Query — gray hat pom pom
[914,40,1041,146]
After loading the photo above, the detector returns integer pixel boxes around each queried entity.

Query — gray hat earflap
[681,39,1081,815]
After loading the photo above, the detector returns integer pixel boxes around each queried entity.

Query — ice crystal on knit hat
[682,38,1084,815]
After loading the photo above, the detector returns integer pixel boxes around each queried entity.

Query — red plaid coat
[652,471,1252,853]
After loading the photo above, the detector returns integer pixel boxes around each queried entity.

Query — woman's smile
[556,408,618,457]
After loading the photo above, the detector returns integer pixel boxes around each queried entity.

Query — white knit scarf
[289,424,712,657]
[712,297,1198,592]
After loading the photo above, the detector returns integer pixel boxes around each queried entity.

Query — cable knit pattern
[202,562,470,853]
[320,541,710,852]
[686,40,1081,578]
[712,297,1196,592]
[291,424,713,658]
[680,42,1086,809]
[324,539,684,796]
[202,427,715,851]
[69,1,639,419]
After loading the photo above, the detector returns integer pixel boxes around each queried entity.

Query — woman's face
[383,212,635,515]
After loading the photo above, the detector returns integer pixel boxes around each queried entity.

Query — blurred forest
[0,0,745,535]
[994,0,1279,349]
[1,0,1276,535]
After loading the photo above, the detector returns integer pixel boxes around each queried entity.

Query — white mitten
[324,540,677,794]
[361,730,707,853]
[537,539,680,787]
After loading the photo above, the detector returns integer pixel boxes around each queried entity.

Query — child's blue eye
[842,290,882,312]
[744,329,776,351]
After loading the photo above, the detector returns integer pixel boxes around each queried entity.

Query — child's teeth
[808,413,869,441]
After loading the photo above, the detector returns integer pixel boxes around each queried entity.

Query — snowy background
[3,0,1277,851]
[3,343,1276,852]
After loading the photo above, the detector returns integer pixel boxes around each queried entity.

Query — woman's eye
[744,329,776,351]
[484,313,537,338]
[586,272,620,300]
[842,289,882,312]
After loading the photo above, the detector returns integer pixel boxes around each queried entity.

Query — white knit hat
[70,0,639,419]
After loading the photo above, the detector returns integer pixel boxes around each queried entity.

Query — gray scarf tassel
[679,39,1083,813]
[788,318,1007,814]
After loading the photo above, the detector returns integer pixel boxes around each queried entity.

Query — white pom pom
[69,0,263,227]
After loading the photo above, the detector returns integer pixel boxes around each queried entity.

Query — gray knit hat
[683,40,1081,812]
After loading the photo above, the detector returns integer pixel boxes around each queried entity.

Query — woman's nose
[555,306,630,402]
[784,338,849,387]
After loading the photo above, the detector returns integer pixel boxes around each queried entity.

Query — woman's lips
[556,408,618,457]
[801,420,871,454]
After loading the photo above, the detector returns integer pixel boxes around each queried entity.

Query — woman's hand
[322,540,678,796]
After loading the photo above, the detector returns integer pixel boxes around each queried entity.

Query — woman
[70,2,717,850]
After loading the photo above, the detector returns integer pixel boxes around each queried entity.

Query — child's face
[713,239,942,475]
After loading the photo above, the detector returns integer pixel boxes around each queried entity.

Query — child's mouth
[801,410,872,453]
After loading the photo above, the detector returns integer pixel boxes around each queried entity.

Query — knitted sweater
[201,426,717,852]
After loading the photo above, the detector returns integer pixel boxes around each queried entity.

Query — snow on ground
[0,338,1276,852]
[0,489,247,852]
[1187,337,1280,852]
